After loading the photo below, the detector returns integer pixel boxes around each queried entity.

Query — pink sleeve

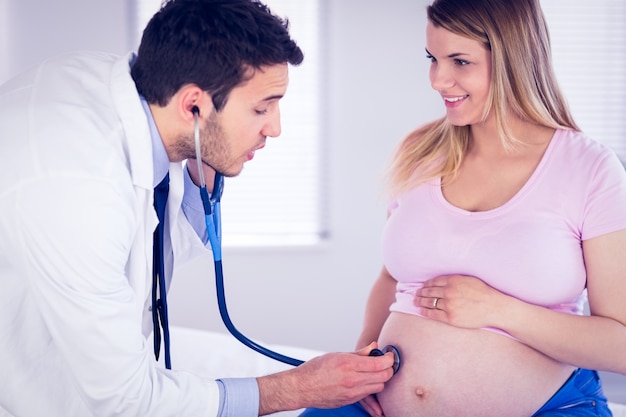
[581,151,626,240]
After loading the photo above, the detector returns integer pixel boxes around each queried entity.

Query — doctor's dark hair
[131,0,303,111]
[386,0,578,197]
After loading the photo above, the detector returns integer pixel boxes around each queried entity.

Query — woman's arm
[416,229,626,374]
[356,266,397,350]
[354,266,398,417]
[504,229,626,374]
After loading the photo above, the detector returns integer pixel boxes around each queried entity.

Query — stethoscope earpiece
[191,105,200,116]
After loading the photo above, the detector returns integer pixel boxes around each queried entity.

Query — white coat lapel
[110,53,158,331]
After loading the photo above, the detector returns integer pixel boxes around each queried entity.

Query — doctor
[0,1,395,416]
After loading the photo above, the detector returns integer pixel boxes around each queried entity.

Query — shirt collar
[139,96,170,188]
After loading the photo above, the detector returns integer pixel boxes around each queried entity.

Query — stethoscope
[191,105,401,373]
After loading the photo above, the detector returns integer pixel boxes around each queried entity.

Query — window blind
[133,0,323,246]
[541,0,626,162]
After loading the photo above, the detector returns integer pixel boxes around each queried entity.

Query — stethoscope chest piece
[368,344,401,375]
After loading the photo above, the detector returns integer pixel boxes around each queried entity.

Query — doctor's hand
[186,158,216,192]
[256,342,394,416]
[357,343,392,417]
[414,275,513,330]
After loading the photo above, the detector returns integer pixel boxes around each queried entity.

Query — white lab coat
[0,52,220,416]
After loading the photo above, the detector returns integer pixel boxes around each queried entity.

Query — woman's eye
[455,59,470,66]
[426,53,436,63]
[255,109,268,115]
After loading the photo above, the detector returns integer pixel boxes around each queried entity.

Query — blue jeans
[299,369,612,417]
[532,369,612,416]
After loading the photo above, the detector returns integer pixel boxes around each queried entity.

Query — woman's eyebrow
[425,47,470,59]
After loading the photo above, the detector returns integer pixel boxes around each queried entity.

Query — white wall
[0,0,131,81]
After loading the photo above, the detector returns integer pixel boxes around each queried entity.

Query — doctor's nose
[262,110,282,138]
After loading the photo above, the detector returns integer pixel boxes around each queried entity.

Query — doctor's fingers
[297,354,392,408]
[314,351,394,379]
[306,350,394,376]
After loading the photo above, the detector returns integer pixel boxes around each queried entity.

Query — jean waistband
[532,369,610,416]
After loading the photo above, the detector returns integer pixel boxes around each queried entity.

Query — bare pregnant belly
[376,312,575,417]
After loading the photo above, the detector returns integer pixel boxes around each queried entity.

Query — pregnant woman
[302,0,626,416]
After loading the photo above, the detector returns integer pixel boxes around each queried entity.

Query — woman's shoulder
[551,128,623,171]
[553,129,617,158]
[546,129,626,214]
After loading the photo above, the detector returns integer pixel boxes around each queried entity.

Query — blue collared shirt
[139,97,260,417]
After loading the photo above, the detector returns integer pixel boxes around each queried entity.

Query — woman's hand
[414,275,513,329]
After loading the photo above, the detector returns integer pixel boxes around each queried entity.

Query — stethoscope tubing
[193,108,400,372]
[194,107,304,367]
[213,257,304,367]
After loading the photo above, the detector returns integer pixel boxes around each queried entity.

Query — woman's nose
[430,64,454,91]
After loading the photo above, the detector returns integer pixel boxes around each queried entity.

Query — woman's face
[426,22,492,127]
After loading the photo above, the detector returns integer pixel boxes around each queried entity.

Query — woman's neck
[468,116,554,158]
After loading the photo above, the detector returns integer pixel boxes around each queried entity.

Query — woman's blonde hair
[387,0,579,197]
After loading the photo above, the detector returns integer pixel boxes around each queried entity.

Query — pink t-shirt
[383,129,626,320]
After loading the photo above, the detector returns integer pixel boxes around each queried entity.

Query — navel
[414,385,428,398]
